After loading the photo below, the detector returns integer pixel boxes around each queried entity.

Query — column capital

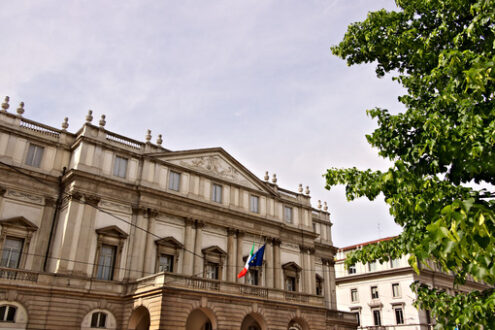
[44,196,56,207]
[272,238,281,246]
[84,194,100,207]
[194,220,205,229]
[227,227,237,236]
[147,208,160,218]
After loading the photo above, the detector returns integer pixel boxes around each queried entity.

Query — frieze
[175,155,256,188]
[100,200,132,213]
[5,190,44,205]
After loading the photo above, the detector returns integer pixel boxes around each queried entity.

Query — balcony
[0,267,39,282]
[129,272,323,306]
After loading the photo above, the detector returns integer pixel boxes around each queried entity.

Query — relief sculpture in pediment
[181,155,251,186]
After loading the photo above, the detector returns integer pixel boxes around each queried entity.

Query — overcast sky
[1,0,405,247]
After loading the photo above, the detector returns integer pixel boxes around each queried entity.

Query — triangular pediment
[95,225,128,239]
[282,261,302,272]
[0,216,38,231]
[202,245,227,256]
[151,148,275,193]
[155,236,183,248]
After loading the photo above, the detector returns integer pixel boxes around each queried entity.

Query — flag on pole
[237,243,266,279]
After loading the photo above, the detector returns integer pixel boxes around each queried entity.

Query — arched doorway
[288,318,309,330]
[128,306,150,330]
[241,313,266,330]
[186,308,216,330]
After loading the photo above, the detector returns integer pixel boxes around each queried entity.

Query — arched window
[0,305,16,322]
[91,312,107,328]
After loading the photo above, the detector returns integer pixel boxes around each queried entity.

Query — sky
[1,0,405,247]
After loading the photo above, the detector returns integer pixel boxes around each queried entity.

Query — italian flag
[237,242,255,278]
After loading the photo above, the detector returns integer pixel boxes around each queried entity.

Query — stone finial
[61,117,69,130]
[317,200,322,209]
[305,186,310,195]
[99,114,106,127]
[298,184,303,193]
[1,96,9,112]
[323,201,328,211]
[86,110,93,123]
[145,129,152,142]
[156,134,163,146]
[272,173,277,184]
[264,171,269,181]
[16,102,25,115]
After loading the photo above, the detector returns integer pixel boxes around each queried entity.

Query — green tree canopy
[327,0,495,327]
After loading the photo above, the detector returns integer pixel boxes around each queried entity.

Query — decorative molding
[5,190,44,205]
[100,200,131,213]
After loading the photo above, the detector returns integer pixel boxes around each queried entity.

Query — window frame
[168,171,181,192]
[315,275,323,296]
[155,236,182,274]
[96,244,116,281]
[372,309,381,326]
[25,143,44,168]
[90,311,107,328]
[368,260,377,272]
[113,155,128,178]
[395,307,404,325]
[392,283,401,298]
[211,183,223,203]
[371,286,379,299]
[0,237,24,269]
[0,305,16,322]
[0,216,38,270]
[202,246,226,280]
[350,288,359,302]
[250,195,259,213]
[282,262,301,292]
[93,226,128,281]
[284,206,293,224]
[348,264,357,274]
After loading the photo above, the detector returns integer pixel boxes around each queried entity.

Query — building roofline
[338,235,398,252]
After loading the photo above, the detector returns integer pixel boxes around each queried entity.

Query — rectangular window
[395,308,404,324]
[373,310,381,326]
[352,312,360,326]
[316,277,322,296]
[371,286,379,299]
[91,312,107,328]
[250,195,259,213]
[286,276,296,291]
[368,261,377,272]
[392,283,401,297]
[390,258,400,268]
[159,254,174,272]
[350,288,358,302]
[205,262,219,280]
[211,184,222,203]
[247,269,259,286]
[348,264,356,274]
[168,171,181,191]
[113,156,128,178]
[96,244,116,280]
[284,206,293,224]
[25,144,44,168]
[312,223,317,232]
[0,237,23,268]
[425,310,431,324]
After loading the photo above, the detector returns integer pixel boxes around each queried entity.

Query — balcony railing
[0,267,39,282]
[130,272,323,306]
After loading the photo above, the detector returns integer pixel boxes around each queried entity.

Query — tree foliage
[327,0,495,327]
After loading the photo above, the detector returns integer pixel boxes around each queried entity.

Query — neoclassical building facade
[0,97,356,329]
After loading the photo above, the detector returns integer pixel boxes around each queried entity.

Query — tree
[327,0,495,327]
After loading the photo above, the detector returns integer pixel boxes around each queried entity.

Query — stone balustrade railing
[0,267,39,282]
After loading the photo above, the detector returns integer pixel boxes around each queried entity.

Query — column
[310,250,316,294]
[273,238,282,289]
[299,246,307,293]
[328,260,337,309]
[183,218,195,276]
[72,195,99,276]
[265,238,274,288]
[183,219,195,275]
[126,207,147,280]
[322,259,332,309]
[193,221,204,276]
[236,231,244,283]
[32,197,56,272]
[143,209,158,276]
[227,228,236,282]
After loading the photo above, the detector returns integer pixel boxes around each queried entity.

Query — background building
[0,97,356,329]
[335,237,488,329]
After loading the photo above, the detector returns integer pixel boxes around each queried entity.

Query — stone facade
[0,97,356,329]
[335,237,489,329]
